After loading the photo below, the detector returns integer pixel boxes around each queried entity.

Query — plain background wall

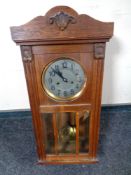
[0,0,131,110]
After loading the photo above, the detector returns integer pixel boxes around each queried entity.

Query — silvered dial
[42,58,86,101]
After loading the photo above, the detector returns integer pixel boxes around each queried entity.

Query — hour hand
[51,67,68,82]
[57,70,68,82]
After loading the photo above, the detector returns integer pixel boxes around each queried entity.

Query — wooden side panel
[92,59,104,157]
[21,50,45,160]
[89,59,98,157]
[89,54,105,158]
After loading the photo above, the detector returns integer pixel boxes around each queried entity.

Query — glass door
[41,111,90,155]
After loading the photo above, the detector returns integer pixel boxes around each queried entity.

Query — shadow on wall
[102,36,121,104]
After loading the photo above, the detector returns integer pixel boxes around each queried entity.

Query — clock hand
[57,70,68,82]
[51,67,68,82]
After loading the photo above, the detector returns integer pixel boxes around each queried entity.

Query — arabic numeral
[51,85,55,90]
[58,89,61,96]
[70,89,74,95]
[49,71,55,76]
[76,84,79,89]
[55,65,59,71]
[71,63,75,70]
[63,91,68,97]
[48,78,52,84]
[62,61,67,68]
[75,69,79,75]
[77,76,82,83]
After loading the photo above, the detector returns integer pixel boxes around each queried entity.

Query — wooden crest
[10,6,114,44]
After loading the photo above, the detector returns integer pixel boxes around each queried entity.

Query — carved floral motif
[21,46,32,62]
[49,11,76,31]
[94,43,105,59]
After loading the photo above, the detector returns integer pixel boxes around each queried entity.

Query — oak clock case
[10,6,114,164]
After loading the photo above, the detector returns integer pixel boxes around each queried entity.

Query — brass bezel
[41,57,87,102]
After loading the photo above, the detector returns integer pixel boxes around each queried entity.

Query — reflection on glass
[41,113,55,154]
[56,112,76,154]
[79,111,89,153]
[41,111,90,155]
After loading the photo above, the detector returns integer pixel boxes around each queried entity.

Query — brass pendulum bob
[68,114,76,140]
[59,113,76,152]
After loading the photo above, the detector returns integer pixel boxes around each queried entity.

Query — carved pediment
[10,6,114,44]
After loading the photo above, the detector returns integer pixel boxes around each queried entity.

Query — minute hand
[51,67,68,82]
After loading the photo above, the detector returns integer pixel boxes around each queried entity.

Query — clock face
[42,58,86,101]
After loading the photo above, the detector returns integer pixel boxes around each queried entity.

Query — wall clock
[10,6,114,164]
